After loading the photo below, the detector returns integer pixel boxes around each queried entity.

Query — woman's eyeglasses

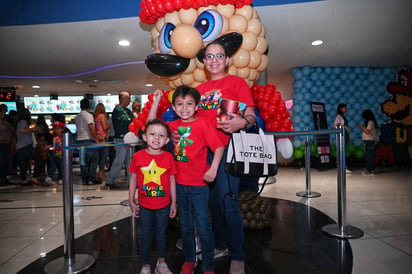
[204,53,226,60]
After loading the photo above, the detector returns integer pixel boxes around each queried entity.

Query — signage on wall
[24,95,120,114]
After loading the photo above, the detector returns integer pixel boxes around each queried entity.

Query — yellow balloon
[168,90,175,103]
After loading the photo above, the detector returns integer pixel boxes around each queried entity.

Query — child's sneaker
[155,260,172,274]
[44,177,52,186]
[180,262,195,274]
[140,265,151,274]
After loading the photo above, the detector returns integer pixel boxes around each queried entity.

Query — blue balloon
[254,109,265,129]
[162,106,178,121]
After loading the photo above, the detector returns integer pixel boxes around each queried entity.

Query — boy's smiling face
[172,95,198,122]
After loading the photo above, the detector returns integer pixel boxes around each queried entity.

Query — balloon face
[146,4,268,89]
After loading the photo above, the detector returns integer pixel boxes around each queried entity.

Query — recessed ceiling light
[145,83,153,87]
[32,85,40,88]
[311,40,324,46]
[118,40,130,47]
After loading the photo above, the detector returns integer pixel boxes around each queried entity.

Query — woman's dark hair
[337,103,348,126]
[361,109,378,128]
[172,85,201,105]
[138,118,171,150]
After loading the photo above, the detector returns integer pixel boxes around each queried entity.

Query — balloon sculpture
[129,0,294,160]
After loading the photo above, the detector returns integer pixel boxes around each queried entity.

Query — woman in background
[358,109,378,175]
[93,103,111,181]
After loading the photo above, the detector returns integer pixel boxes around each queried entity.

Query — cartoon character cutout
[381,69,412,126]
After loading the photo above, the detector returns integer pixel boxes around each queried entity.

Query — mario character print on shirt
[140,159,167,198]
[175,126,194,162]
[199,89,221,111]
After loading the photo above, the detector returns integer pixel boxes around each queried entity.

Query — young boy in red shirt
[148,85,225,274]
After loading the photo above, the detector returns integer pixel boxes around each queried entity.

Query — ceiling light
[145,83,153,87]
[118,40,130,47]
[311,40,324,46]
[32,85,40,88]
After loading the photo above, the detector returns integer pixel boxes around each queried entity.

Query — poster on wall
[310,102,333,169]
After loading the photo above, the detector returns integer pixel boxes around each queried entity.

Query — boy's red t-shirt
[167,117,224,186]
[196,74,255,144]
[129,149,177,210]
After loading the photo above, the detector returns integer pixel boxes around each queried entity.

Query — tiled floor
[0,165,411,274]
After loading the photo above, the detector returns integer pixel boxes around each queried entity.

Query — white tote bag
[226,128,278,177]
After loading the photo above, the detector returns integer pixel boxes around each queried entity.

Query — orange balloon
[193,68,206,83]
[247,19,262,36]
[178,8,197,24]
[248,51,261,69]
[256,36,268,54]
[170,25,203,58]
[242,31,258,51]
[237,67,250,79]
[235,6,253,20]
[233,49,250,68]
[229,15,248,33]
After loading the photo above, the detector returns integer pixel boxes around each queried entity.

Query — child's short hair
[138,119,171,150]
[172,85,201,105]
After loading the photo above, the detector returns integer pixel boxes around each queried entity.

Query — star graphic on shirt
[140,159,166,186]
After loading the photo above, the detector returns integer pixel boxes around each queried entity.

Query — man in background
[105,91,134,189]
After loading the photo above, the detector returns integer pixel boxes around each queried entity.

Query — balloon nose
[171,25,203,59]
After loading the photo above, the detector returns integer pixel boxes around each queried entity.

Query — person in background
[358,109,379,175]
[45,121,65,185]
[105,91,134,189]
[334,103,351,173]
[132,100,141,117]
[0,104,15,185]
[129,119,177,274]
[16,108,42,185]
[93,103,111,182]
[5,109,18,177]
[75,98,100,185]
[195,41,257,274]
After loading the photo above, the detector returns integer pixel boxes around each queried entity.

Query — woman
[93,103,111,181]
[334,103,352,173]
[358,109,378,175]
[195,41,256,274]
[16,108,41,185]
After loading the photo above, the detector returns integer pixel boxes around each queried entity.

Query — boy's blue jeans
[176,184,215,272]
[139,205,170,265]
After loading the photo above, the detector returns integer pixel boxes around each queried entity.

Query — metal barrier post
[297,129,321,198]
[45,132,95,274]
[322,126,363,239]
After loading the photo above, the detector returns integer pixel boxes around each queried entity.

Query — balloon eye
[194,10,223,42]
[158,23,176,54]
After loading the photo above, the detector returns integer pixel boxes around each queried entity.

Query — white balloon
[124,132,140,144]
[276,138,294,159]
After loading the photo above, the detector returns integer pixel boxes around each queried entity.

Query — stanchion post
[44,132,95,274]
[322,126,363,239]
[297,129,321,198]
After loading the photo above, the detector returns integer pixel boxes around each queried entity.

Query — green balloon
[354,149,365,159]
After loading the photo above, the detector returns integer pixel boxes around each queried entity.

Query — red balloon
[129,123,136,132]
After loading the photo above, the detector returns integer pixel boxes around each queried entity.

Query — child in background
[148,86,225,274]
[45,121,65,185]
[129,119,177,274]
